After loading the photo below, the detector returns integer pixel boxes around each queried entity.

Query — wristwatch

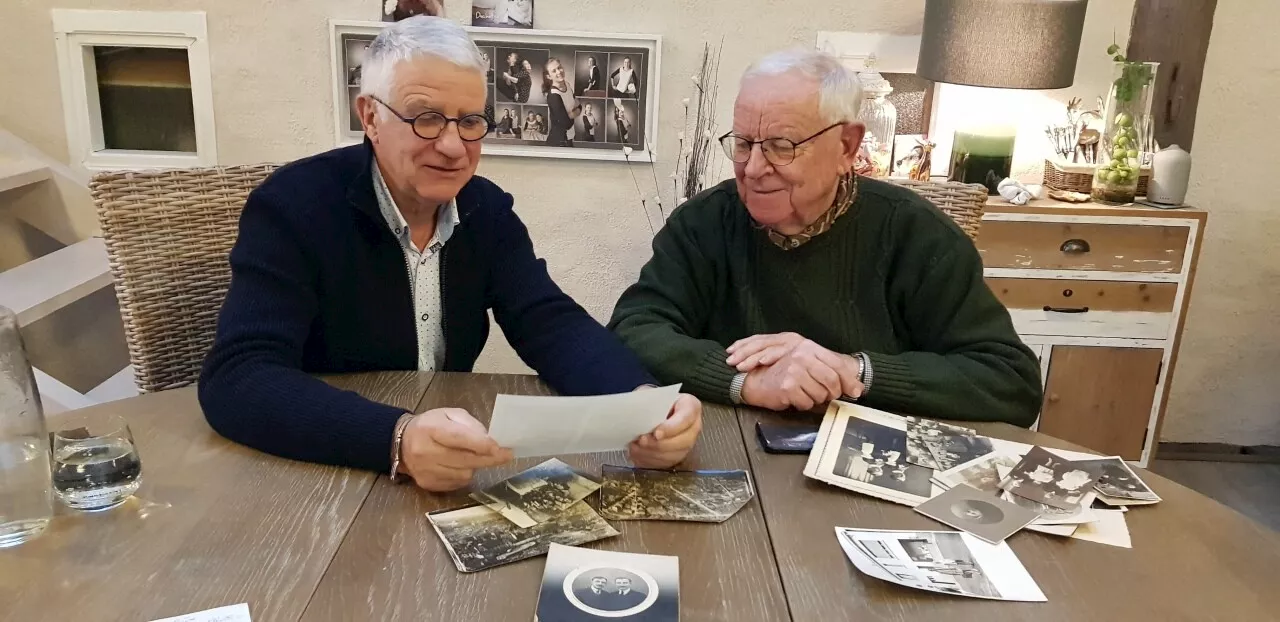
[729,372,747,405]
[854,352,874,397]
[389,413,415,482]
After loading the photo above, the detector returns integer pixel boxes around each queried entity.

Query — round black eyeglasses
[371,96,492,142]
[718,122,845,166]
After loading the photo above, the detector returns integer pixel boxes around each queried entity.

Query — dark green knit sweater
[608,176,1043,427]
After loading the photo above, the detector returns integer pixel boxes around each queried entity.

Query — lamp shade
[917,0,1089,89]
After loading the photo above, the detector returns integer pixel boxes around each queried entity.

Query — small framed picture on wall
[330,20,662,162]
[471,0,534,29]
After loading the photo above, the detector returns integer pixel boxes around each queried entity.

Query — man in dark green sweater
[608,48,1042,427]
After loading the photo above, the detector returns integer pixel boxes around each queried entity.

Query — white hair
[741,48,863,123]
[360,16,487,102]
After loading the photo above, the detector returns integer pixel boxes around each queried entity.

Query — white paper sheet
[150,604,251,622]
[1070,510,1132,548]
[488,385,681,458]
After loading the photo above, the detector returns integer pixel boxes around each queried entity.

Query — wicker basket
[1044,159,1149,196]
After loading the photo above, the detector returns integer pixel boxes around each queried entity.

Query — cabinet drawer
[978,220,1189,273]
[988,278,1176,339]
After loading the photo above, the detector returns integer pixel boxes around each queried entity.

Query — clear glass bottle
[0,305,53,548]
[857,64,897,178]
[1092,61,1159,205]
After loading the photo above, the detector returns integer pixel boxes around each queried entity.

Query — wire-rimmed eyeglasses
[370,96,492,142]
[718,122,845,166]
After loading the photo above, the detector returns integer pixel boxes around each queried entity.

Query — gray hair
[360,16,487,101]
[741,48,863,124]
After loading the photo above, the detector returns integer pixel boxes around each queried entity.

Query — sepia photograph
[607,53,644,99]
[935,453,1020,494]
[428,501,619,573]
[1075,457,1161,504]
[1001,446,1101,511]
[575,51,607,97]
[598,465,754,523]
[836,528,1046,602]
[470,458,601,529]
[536,543,679,621]
[914,484,1038,544]
[904,417,994,471]
[832,415,934,501]
[471,0,534,28]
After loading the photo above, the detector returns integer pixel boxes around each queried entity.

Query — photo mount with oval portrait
[914,484,1039,545]
[536,543,679,621]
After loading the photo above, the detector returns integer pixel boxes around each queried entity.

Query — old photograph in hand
[470,458,601,528]
[598,465,754,523]
[428,501,618,573]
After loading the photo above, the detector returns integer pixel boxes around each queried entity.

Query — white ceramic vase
[1148,144,1192,205]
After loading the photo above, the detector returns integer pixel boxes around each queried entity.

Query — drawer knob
[1060,239,1091,254]
[1044,305,1090,314]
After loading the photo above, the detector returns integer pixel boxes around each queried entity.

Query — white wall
[1160,1,1280,446]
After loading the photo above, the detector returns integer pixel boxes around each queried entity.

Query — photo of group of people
[479,42,648,150]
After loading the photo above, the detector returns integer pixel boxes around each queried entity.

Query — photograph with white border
[536,543,679,620]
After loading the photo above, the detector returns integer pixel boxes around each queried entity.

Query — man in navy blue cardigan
[199,17,703,492]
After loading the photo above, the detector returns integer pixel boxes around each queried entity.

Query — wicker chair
[886,178,988,242]
[92,164,278,393]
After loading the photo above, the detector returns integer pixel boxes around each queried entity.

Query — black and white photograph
[904,417,994,471]
[519,105,548,142]
[536,543,679,621]
[608,98,640,145]
[575,52,607,97]
[835,528,1046,602]
[383,0,444,21]
[574,99,606,143]
[935,454,1020,494]
[493,103,521,138]
[995,464,1099,525]
[1001,446,1101,511]
[598,465,754,523]
[477,45,496,84]
[494,48,547,105]
[607,53,644,99]
[470,458,601,529]
[832,415,934,501]
[1075,457,1161,504]
[914,484,1039,544]
[471,0,534,28]
[427,501,619,573]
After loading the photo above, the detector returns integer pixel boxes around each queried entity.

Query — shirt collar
[372,158,460,250]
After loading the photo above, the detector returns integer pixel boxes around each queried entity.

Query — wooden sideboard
[977,198,1207,466]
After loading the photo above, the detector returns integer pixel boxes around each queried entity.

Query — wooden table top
[5,371,1278,621]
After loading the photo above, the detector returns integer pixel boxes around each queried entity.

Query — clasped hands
[726,332,864,412]
[398,390,702,492]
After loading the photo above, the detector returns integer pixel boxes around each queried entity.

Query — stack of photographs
[803,402,944,507]
[999,446,1101,511]
[904,417,995,471]
[835,528,1047,602]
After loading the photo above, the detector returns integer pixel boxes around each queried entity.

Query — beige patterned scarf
[760,173,859,250]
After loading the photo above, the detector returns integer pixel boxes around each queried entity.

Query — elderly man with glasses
[608,48,1041,426]
[200,17,703,492]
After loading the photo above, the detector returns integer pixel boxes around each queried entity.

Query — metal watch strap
[389,413,415,482]
[729,372,747,405]
[856,352,874,397]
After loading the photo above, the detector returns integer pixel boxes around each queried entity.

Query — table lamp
[916,0,1089,193]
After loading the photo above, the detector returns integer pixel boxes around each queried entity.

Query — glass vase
[1092,61,1159,205]
[857,72,897,178]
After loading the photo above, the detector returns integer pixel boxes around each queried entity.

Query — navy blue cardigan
[198,142,654,473]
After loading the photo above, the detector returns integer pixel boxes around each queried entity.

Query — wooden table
[5,372,1279,621]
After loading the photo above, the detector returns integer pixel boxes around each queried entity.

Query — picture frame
[329,20,662,163]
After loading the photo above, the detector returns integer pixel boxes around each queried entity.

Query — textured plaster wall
[8,0,1263,444]
[1160,1,1280,445]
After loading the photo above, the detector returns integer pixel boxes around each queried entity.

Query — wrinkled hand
[628,392,703,469]
[399,408,514,492]
[731,334,864,411]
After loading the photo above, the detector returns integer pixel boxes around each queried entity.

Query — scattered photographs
[479,41,649,152]
[470,458,601,529]
[905,417,994,471]
[1001,446,1101,511]
[804,403,940,506]
[471,0,534,28]
[996,464,1099,525]
[536,543,679,621]
[835,528,1046,602]
[914,484,1038,544]
[427,501,618,573]
[598,465,754,523]
[934,453,1021,494]
[1075,457,1161,505]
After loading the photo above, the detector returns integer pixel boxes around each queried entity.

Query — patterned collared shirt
[372,161,460,371]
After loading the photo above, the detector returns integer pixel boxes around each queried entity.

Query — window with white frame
[52,10,217,170]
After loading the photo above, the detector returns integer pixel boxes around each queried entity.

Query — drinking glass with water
[52,414,143,511]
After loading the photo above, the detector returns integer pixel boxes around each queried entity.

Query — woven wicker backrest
[92,164,278,393]
[886,179,988,241]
